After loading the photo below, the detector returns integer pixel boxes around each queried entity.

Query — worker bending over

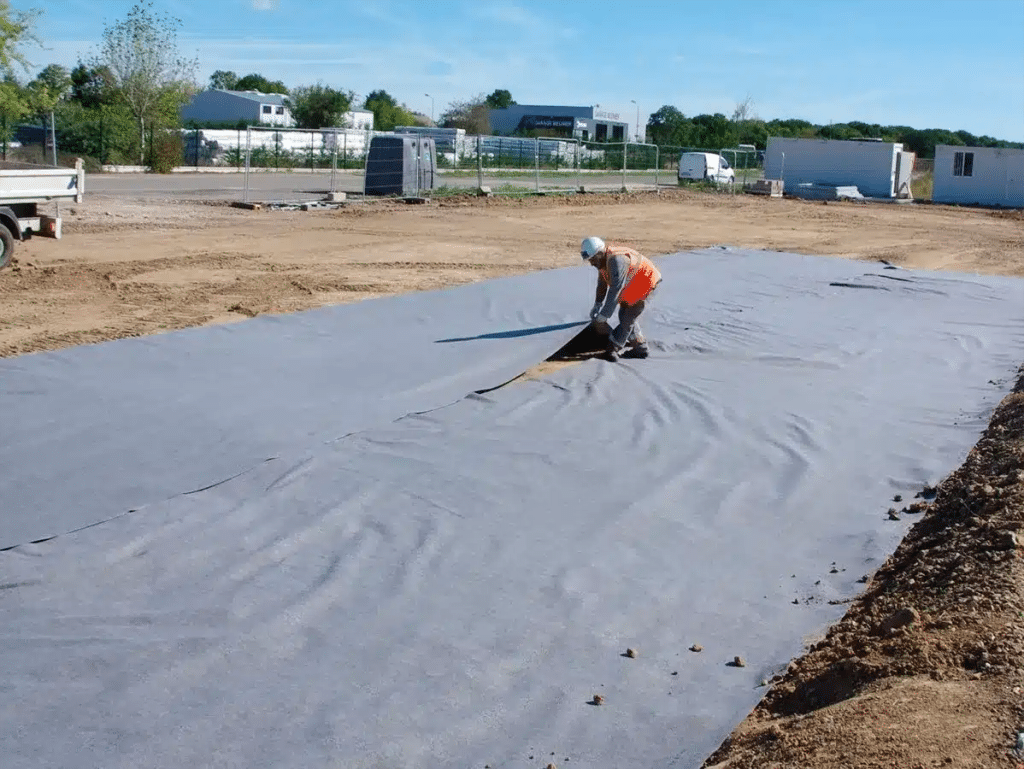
[580,236,662,361]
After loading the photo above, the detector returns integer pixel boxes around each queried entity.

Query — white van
[678,152,735,184]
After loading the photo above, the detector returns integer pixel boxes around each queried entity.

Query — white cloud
[252,0,279,10]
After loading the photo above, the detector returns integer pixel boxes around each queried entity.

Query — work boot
[603,344,620,362]
[622,344,649,359]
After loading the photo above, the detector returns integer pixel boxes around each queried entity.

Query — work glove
[592,314,612,335]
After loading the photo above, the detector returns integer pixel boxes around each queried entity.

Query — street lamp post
[425,93,434,124]
[631,99,640,142]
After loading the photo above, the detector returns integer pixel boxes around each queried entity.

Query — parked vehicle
[677,152,735,184]
[0,158,84,269]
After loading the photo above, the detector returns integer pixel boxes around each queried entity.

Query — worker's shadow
[435,321,583,344]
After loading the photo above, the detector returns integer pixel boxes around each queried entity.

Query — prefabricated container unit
[932,144,1024,208]
[763,137,913,199]
[364,135,437,197]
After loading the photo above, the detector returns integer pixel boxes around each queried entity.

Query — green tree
[0,79,26,156]
[364,89,417,131]
[818,122,864,141]
[31,64,72,101]
[734,119,767,150]
[93,0,198,163]
[439,95,490,133]
[0,1,39,77]
[209,69,238,90]
[234,73,287,94]
[70,63,116,109]
[23,77,59,118]
[484,88,515,109]
[646,105,692,146]
[289,82,352,128]
[764,118,817,138]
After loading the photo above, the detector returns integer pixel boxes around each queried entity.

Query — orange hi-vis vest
[600,246,662,305]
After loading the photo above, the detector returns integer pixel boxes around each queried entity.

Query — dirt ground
[2,187,1024,767]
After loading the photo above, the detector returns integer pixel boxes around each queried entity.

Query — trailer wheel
[0,225,14,270]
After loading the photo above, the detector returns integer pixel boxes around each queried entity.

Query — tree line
[645,104,1022,159]
[0,1,1017,170]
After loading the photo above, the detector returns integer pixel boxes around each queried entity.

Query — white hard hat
[581,236,605,259]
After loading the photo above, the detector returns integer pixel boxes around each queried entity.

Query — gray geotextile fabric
[0,269,587,548]
[2,248,1023,769]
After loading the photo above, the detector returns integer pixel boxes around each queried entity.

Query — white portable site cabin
[764,137,915,199]
[932,144,1024,208]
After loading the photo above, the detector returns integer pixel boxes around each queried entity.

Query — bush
[148,131,183,173]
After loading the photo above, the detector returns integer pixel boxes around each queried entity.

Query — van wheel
[0,226,14,270]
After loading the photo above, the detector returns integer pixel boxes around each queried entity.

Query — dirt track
[2,187,1024,766]
[1,188,1021,357]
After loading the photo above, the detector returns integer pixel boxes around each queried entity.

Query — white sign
[594,110,620,121]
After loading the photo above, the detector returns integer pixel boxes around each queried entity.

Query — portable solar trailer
[0,158,84,269]
[363,135,437,197]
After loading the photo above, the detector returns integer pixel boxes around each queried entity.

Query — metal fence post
[331,129,338,193]
[535,139,540,193]
[415,137,422,198]
[622,139,628,191]
[49,111,57,166]
[243,127,251,203]
[575,139,581,190]
[477,136,483,190]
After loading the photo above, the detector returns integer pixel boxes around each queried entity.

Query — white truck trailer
[0,158,84,269]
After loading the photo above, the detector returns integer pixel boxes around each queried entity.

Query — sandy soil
[2,187,1024,767]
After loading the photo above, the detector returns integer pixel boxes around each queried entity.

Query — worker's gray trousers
[609,282,659,351]
[610,300,646,350]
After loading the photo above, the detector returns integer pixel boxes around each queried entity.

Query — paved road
[84,170,680,203]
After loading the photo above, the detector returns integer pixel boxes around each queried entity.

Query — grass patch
[677,178,738,194]
[911,171,933,201]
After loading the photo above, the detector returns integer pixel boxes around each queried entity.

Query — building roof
[217,89,290,106]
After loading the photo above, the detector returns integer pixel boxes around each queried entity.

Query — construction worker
[581,236,662,361]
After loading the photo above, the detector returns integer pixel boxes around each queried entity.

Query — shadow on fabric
[435,321,584,343]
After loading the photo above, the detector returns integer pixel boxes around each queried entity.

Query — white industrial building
[764,137,915,199]
[182,90,374,132]
[182,90,294,126]
[932,144,1024,208]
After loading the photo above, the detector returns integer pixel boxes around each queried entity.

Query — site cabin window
[275,106,284,115]
[953,151,974,177]
[262,105,272,114]
[612,125,625,141]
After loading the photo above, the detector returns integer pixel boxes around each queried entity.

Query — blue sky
[22,0,1024,142]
